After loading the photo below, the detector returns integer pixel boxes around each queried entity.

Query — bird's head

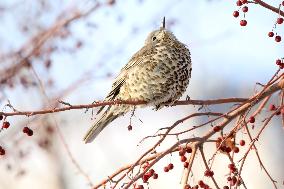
[144,17,177,45]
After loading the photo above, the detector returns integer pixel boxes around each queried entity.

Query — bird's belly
[119,60,190,105]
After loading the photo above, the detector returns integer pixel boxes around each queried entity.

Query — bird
[83,17,192,143]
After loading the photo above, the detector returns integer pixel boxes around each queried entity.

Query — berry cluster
[163,163,174,172]
[224,164,241,186]
[178,145,192,168]
[276,58,284,69]
[226,175,240,187]
[183,180,213,189]
[267,2,284,42]
[216,137,242,154]
[141,168,158,183]
[22,126,33,136]
[267,103,284,116]
[134,146,194,188]
[233,1,284,43]
[233,0,249,26]
[204,169,214,177]
[228,163,237,174]
[133,162,159,188]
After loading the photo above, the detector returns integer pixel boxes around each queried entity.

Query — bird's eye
[152,36,157,41]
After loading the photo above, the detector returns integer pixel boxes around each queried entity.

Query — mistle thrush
[84,18,192,143]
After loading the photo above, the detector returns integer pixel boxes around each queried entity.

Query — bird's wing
[97,45,153,114]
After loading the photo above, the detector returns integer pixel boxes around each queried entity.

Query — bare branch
[0,98,247,117]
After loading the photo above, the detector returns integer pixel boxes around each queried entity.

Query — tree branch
[0,98,248,117]
[253,0,284,17]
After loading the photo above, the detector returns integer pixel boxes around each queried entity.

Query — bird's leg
[186,95,190,101]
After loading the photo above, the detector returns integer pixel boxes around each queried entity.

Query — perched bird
[84,17,192,143]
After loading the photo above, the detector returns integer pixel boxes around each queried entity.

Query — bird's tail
[83,107,119,143]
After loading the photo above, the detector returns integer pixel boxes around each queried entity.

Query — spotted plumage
[84,18,192,143]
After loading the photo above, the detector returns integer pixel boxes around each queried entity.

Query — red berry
[276,110,281,115]
[23,127,33,136]
[230,176,237,186]
[23,126,29,133]
[27,129,33,136]
[168,163,174,170]
[269,104,277,111]
[153,173,158,179]
[242,6,248,12]
[275,35,282,42]
[282,1,284,6]
[249,116,255,123]
[127,125,132,131]
[233,147,239,153]
[204,170,214,177]
[148,169,155,176]
[227,177,232,181]
[180,155,187,162]
[186,146,192,153]
[198,180,205,187]
[184,184,191,189]
[0,148,5,155]
[2,121,10,129]
[241,0,247,3]
[0,115,3,120]
[204,170,210,177]
[223,186,229,189]
[184,162,189,168]
[136,185,144,189]
[277,17,284,24]
[225,147,232,153]
[213,126,221,132]
[230,167,237,173]
[240,20,247,26]
[179,148,186,156]
[236,0,242,6]
[164,166,169,172]
[233,11,239,18]
[142,174,150,183]
[228,163,235,169]
[280,63,284,69]
[276,59,282,65]
[220,146,227,152]
[239,140,245,146]
[268,31,274,37]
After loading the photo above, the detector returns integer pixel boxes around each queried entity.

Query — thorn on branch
[256,82,265,87]
[6,100,18,112]
[58,100,72,106]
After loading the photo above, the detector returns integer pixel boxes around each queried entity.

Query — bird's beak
[160,16,166,30]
